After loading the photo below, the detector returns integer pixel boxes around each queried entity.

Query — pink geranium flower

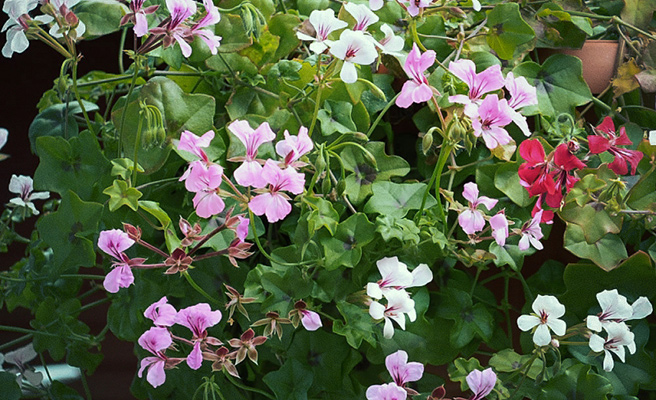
[149,0,197,57]
[489,212,509,247]
[184,162,225,218]
[588,117,643,175]
[385,350,423,388]
[505,72,538,137]
[119,0,159,37]
[457,182,498,235]
[545,144,585,208]
[403,0,432,17]
[138,327,174,388]
[470,95,514,150]
[188,0,221,54]
[518,139,555,198]
[227,120,276,188]
[396,43,436,109]
[518,210,544,251]
[175,303,222,339]
[466,368,497,400]
[366,382,408,400]
[98,229,144,293]
[248,160,305,223]
[177,130,214,163]
[275,126,313,168]
[448,59,505,115]
[144,297,178,327]
[300,310,323,331]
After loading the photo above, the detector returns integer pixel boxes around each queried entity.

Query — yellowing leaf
[612,59,642,98]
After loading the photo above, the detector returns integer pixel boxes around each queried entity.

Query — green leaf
[263,359,314,400]
[448,357,484,390]
[268,14,302,60]
[621,0,656,30]
[561,252,656,319]
[317,100,357,135]
[494,161,532,207]
[138,200,180,252]
[489,242,526,271]
[532,3,590,48]
[111,77,215,174]
[103,179,142,212]
[332,301,377,349]
[29,101,99,152]
[76,0,129,37]
[317,213,375,270]
[513,54,593,116]
[376,215,421,244]
[436,288,493,348]
[626,166,656,211]
[36,191,103,271]
[490,349,544,379]
[559,203,623,244]
[341,141,410,204]
[34,131,112,201]
[563,224,627,271]
[538,361,613,400]
[364,181,436,218]
[486,3,536,60]
[305,197,339,235]
[0,372,21,400]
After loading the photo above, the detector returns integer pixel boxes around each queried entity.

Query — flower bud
[321,176,331,194]
[336,180,346,197]
[353,132,368,141]
[429,385,446,400]
[123,223,142,241]
[422,132,434,155]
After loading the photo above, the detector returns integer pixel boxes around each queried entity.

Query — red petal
[519,139,546,164]
[596,116,615,134]
[554,144,585,171]
[588,135,610,154]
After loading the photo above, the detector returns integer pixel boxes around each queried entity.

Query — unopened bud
[422,132,434,155]
[567,140,580,154]
[336,180,346,196]
[429,385,446,400]
[314,152,326,173]
[363,150,378,169]
[551,338,560,348]
[353,131,368,141]
[123,223,142,241]
[321,177,331,193]
[448,6,466,18]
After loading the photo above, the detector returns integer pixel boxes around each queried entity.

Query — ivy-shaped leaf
[563,224,627,271]
[332,301,377,349]
[263,359,314,400]
[364,182,436,218]
[317,213,375,270]
[103,179,142,212]
[486,3,536,60]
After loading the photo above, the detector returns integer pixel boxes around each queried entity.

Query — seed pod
[422,131,434,155]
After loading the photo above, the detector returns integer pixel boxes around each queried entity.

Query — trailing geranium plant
[1,0,655,399]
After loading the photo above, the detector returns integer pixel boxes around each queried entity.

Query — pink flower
[138,327,173,388]
[177,130,214,163]
[396,43,436,108]
[385,350,423,387]
[545,144,585,208]
[119,0,159,37]
[175,303,222,339]
[276,126,313,168]
[149,0,197,57]
[184,162,225,218]
[187,341,203,370]
[98,229,143,293]
[248,160,305,223]
[366,382,408,400]
[505,72,538,137]
[296,9,347,54]
[236,215,250,243]
[403,0,432,17]
[519,210,543,251]
[8,175,49,215]
[470,95,514,150]
[145,297,178,327]
[457,182,498,235]
[448,60,505,114]
[189,0,221,54]
[300,310,322,331]
[489,212,509,246]
[228,120,276,188]
[466,368,497,400]
[589,117,643,175]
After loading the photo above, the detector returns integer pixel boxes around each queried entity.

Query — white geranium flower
[2,0,40,58]
[366,256,432,300]
[369,289,416,339]
[517,294,566,346]
[376,24,403,56]
[329,29,377,83]
[0,128,7,150]
[586,290,654,332]
[589,321,636,372]
[8,175,50,215]
[344,2,379,32]
[296,9,347,54]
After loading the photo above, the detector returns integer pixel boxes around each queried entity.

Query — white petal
[517,315,539,332]
[532,324,552,346]
[340,61,358,83]
[602,350,614,371]
[546,317,566,336]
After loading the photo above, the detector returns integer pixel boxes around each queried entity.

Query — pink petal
[103,265,134,293]
[300,310,322,331]
[187,341,203,370]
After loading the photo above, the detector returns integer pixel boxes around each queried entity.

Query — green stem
[0,334,32,352]
[118,27,127,74]
[308,83,323,138]
[77,74,132,88]
[182,271,221,306]
[224,372,275,400]
[415,143,452,229]
[80,372,92,400]
[366,93,400,137]
[409,19,427,52]
[135,177,180,191]
[514,269,534,303]
[71,59,95,135]
[470,266,482,297]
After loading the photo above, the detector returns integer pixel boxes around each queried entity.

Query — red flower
[545,144,586,208]
[518,139,556,197]
[588,117,643,175]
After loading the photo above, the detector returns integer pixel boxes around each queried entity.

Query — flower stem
[366,93,400,137]
[415,143,453,230]
[224,372,275,400]
[182,271,221,306]
[71,58,95,135]
[118,59,141,157]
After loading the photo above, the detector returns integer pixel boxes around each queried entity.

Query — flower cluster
[518,291,653,372]
[449,61,538,149]
[367,257,432,339]
[588,117,643,176]
[296,5,404,83]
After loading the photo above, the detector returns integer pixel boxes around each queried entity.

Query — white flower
[376,24,403,56]
[366,256,432,300]
[586,290,654,332]
[296,9,347,54]
[0,128,7,151]
[329,29,378,83]
[2,0,39,58]
[8,175,50,215]
[344,2,378,32]
[369,289,416,339]
[589,321,635,372]
[517,294,566,346]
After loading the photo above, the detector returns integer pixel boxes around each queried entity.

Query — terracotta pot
[540,40,620,94]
